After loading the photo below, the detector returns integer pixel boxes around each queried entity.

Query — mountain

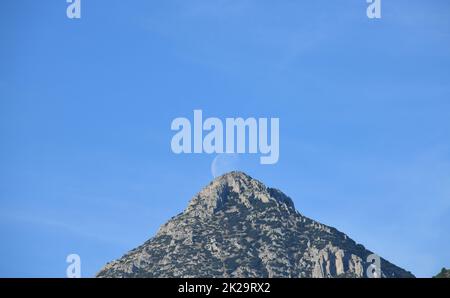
[434,268,450,278]
[97,171,414,278]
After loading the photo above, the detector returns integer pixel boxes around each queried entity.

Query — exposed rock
[97,171,414,278]
[434,268,450,278]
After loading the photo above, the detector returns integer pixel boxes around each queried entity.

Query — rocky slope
[97,171,414,278]
[434,268,450,278]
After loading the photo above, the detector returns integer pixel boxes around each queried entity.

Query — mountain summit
[97,172,414,278]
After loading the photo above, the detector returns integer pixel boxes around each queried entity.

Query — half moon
[211,153,240,178]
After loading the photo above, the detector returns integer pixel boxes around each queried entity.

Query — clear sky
[0,0,449,277]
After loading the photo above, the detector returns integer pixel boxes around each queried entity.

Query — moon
[211,154,240,178]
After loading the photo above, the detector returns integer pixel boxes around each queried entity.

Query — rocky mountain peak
[185,171,295,218]
[97,172,414,278]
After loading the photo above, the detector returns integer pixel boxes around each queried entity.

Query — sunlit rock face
[96,172,414,278]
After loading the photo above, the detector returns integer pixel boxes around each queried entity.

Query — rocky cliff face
[97,172,414,278]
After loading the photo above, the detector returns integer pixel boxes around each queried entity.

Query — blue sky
[0,0,449,277]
